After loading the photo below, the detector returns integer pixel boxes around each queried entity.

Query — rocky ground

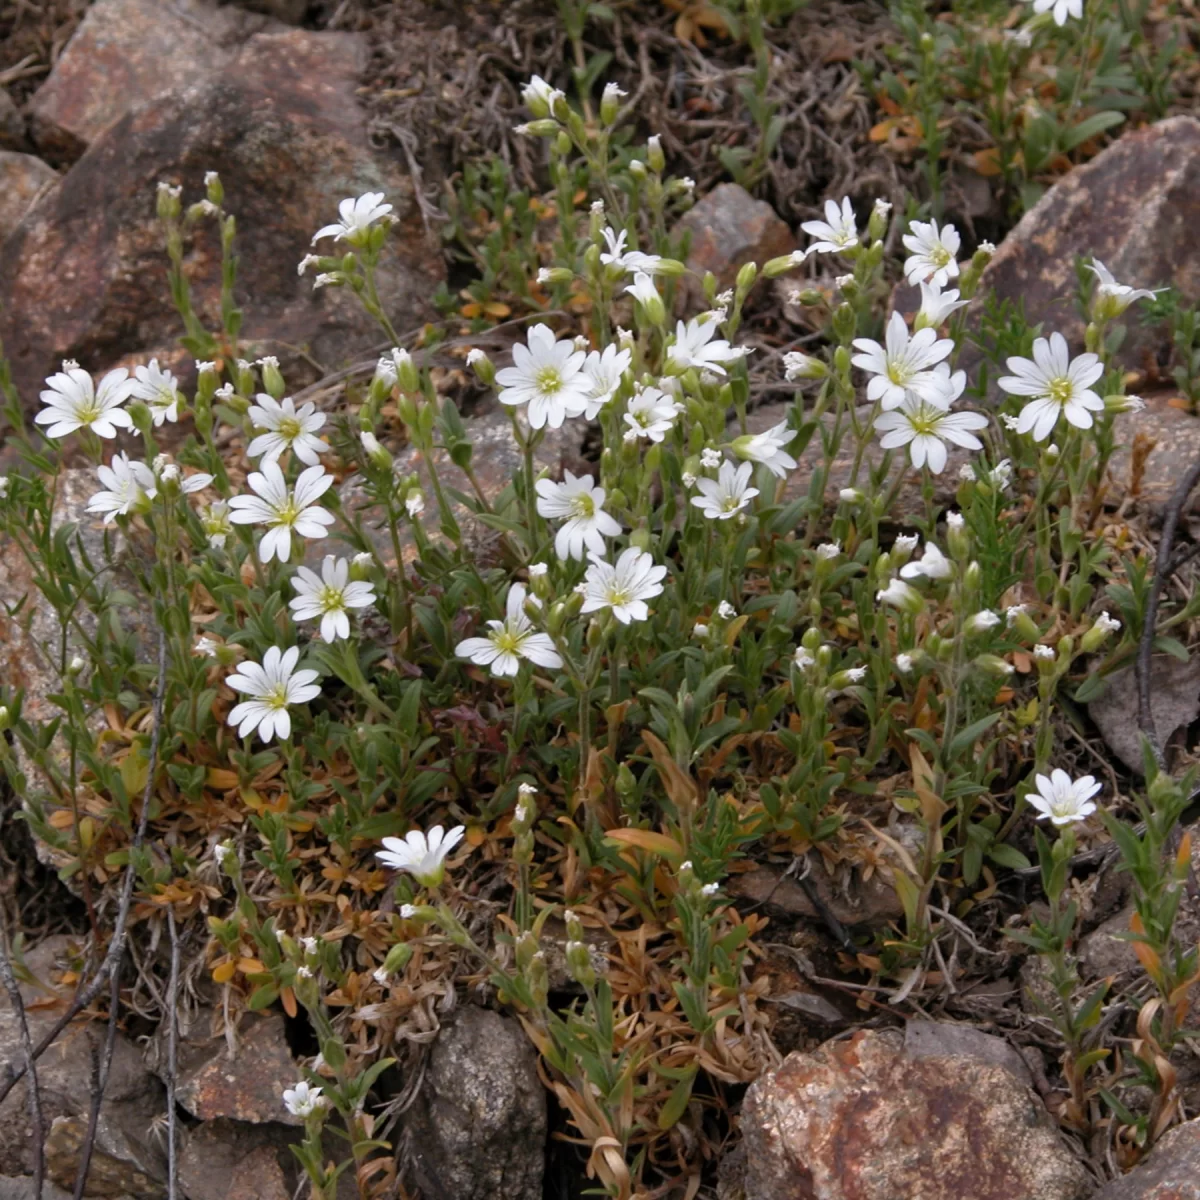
[3,1,1200,1199]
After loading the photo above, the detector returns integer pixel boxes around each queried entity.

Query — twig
[0,632,169,1107]
[166,907,180,1200]
[1135,455,1200,768]
[0,931,45,1198]
[72,969,122,1200]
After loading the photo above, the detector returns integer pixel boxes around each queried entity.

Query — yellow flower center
[491,628,524,655]
[264,684,290,711]
[535,366,563,395]
[1047,377,1074,406]
[278,416,303,442]
[319,584,344,612]
[570,493,596,519]
[929,244,952,267]
[275,499,301,527]
[906,405,941,436]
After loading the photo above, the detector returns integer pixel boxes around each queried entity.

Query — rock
[0,27,443,407]
[740,1027,1091,1200]
[1092,1116,1200,1198]
[178,1119,300,1200]
[403,1005,546,1200]
[674,182,796,297]
[165,1011,304,1126]
[0,1177,75,1200]
[903,1019,1032,1087]
[27,0,279,163]
[975,116,1200,375]
[0,939,165,1189]
[340,405,584,569]
[727,861,903,930]
[0,151,57,243]
[1088,654,1200,773]
[44,1116,160,1198]
[0,90,25,151]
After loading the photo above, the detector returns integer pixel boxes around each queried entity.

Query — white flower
[602,82,626,105]
[580,344,632,419]
[130,359,180,424]
[682,472,697,488]
[851,312,954,409]
[289,556,377,642]
[717,600,736,620]
[967,609,1001,633]
[405,490,425,518]
[691,460,759,520]
[1088,258,1159,317]
[213,841,233,865]
[733,421,798,479]
[998,332,1103,442]
[518,782,538,800]
[1027,768,1100,825]
[36,366,134,439]
[1000,413,1021,431]
[214,383,235,401]
[802,197,858,254]
[874,198,893,218]
[874,395,988,473]
[666,317,746,376]
[195,636,218,658]
[839,488,861,503]
[247,395,329,465]
[902,219,962,288]
[87,453,157,523]
[227,462,335,563]
[895,653,913,674]
[536,471,623,560]
[376,824,466,887]
[877,579,923,610]
[297,254,320,276]
[990,459,1014,489]
[226,646,321,743]
[399,904,417,920]
[625,270,663,312]
[455,583,563,677]
[580,548,668,625]
[623,387,681,443]
[311,192,393,244]
[1006,605,1028,626]
[816,542,841,559]
[373,966,390,985]
[900,541,953,580]
[282,1081,326,1118]
[201,501,233,549]
[1034,643,1056,660]
[894,533,920,557]
[1030,0,1082,24]
[915,282,968,329]
[301,936,319,955]
[495,324,592,430]
[783,352,824,381]
[599,228,664,276]
[522,74,565,113]
[793,646,815,670]
[842,667,867,683]
[528,561,548,578]
[700,447,722,470]
[693,623,710,639]
[1094,611,1121,634]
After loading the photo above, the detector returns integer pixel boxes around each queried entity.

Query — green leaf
[1073,673,1108,704]
[948,712,1001,759]
[1153,635,1189,661]
[248,983,279,1011]
[1062,110,1125,151]
[986,842,1032,871]
[657,1066,698,1130]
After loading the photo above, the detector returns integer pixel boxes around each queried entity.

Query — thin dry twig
[0,631,169,1107]
[166,907,180,1200]
[0,928,45,1198]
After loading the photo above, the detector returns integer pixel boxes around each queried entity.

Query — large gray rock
[0,27,443,408]
[404,1006,546,1200]
[976,116,1200,374]
[0,938,166,1191]
[0,151,57,243]
[27,0,280,162]
[178,1119,300,1200]
[740,1027,1091,1200]
[1090,1117,1200,1198]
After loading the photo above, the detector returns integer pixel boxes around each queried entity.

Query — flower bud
[1104,393,1145,414]
[832,302,857,344]
[360,430,393,470]
[382,942,413,976]
[1081,612,1121,653]
[945,511,969,560]
[537,266,574,287]
[647,133,665,173]
[974,653,1015,678]
[259,356,286,399]
[833,345,851,375]
[518,118,560,137]
[204,170,224,207]
[156,181,182,221]
[600,82,626,125]
[868,198,892,243]
[735,261,758,295]
[764,250,808,278]
[566,939,596,988]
